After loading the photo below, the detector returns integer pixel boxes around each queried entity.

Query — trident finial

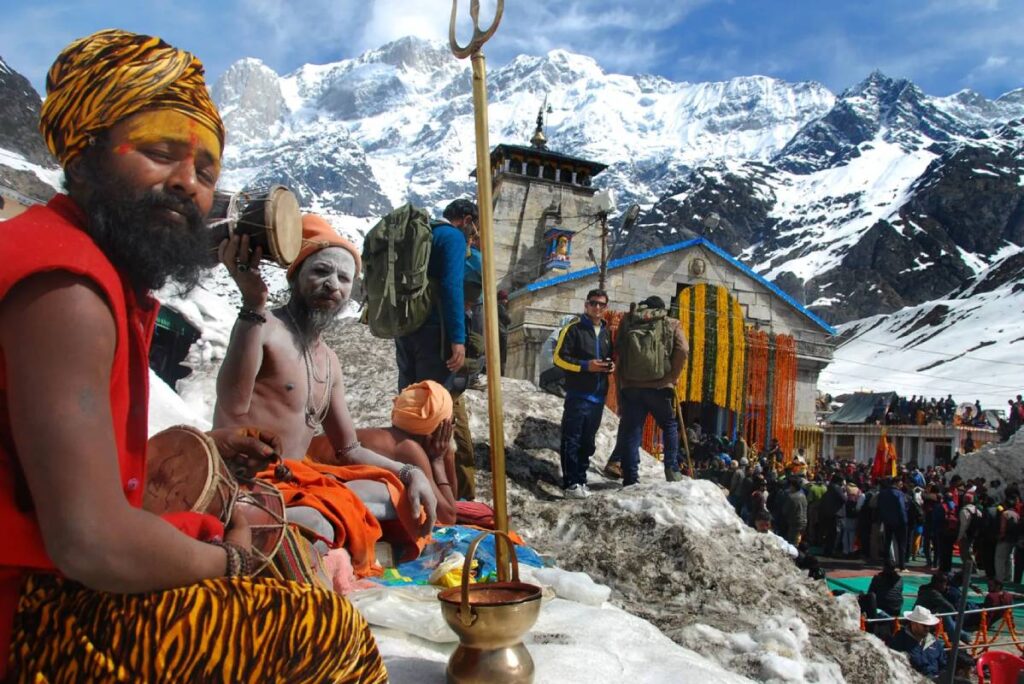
[449,0,505,59]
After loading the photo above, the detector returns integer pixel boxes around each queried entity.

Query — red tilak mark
[114,143,135,155]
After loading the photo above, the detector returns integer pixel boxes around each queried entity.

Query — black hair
[640,295,666,310]
[443,198,479,222]
[586,288,608,302]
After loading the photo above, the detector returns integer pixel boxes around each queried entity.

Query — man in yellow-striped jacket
[553,288,614,499]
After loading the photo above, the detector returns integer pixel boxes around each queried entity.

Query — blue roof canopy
[512,237,836,335]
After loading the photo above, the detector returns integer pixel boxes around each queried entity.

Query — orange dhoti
[260,442,430,576]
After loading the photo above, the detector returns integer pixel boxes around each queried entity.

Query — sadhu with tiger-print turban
[39,28,225,166]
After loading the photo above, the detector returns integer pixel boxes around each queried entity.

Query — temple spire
[530,94,549,150]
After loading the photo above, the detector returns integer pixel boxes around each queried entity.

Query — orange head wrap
[40,29,225,166]
[391,381,453,436]
[287,214,362,279]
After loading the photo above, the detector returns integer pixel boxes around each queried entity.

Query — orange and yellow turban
[287,214,363,279]
[391,381,453,436]
[39,29,225,166]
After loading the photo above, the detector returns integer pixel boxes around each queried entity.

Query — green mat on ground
[826,574,1024,622]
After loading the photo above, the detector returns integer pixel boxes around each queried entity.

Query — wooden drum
[144,425,285,574]
[144,426,238,521]
[207,185,302,267]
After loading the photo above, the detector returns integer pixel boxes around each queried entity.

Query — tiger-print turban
[39,29,225,166]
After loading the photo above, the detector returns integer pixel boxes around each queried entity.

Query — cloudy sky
[3,0,1021,99]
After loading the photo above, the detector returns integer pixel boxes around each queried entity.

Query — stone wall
[491,173,601,291]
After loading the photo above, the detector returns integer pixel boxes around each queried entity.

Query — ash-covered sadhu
[0,29,385,683]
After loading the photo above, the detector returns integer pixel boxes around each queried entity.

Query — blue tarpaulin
[373,526,546,586]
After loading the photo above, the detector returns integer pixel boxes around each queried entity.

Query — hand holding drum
[207,184,303,273]
[208,426,282,480]
[219,233,267,308]
[144,426,286,575]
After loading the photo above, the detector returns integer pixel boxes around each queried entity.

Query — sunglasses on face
[587,300,608,308]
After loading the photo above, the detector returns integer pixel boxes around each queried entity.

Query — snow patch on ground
[0,148,63,191]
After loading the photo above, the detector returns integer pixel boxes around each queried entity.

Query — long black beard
[76,156,210,295]
[286,293,342,346]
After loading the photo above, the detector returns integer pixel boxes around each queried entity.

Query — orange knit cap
[286,214,362,278]
[391,381,454,436]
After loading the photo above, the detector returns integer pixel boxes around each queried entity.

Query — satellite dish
[621,204,641,232]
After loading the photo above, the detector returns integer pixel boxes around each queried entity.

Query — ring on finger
[236,262,250,272]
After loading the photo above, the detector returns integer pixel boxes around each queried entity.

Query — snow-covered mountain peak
[774,69,973,175]
[996,87,1024,105]
[359,36,454,72]
[212,58,287,144]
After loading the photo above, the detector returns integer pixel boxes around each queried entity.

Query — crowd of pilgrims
[858,392,1024,436]
[696,453,1022,576]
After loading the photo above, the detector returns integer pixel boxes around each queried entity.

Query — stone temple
[483,107,835,457]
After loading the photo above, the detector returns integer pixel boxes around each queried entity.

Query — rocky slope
[617,75,1024,322]
[820,242,1024,406]
[0,57,59,201]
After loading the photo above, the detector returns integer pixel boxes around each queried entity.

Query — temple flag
[870,430,889,480]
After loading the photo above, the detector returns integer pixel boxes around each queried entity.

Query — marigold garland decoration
[642,415,663,458]
[744,329,770,451]
[688,285,706,403]
[728,297,746,414]
[713,286,729,407]
[675,284,746,412]
[771,334,797,462]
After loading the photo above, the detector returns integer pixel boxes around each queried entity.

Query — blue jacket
[877,486,908,527]
[888,628,947,677]
[425,223,466,344]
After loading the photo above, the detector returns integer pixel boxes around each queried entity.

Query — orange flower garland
[744,329,770,451]
[770,334,797,462]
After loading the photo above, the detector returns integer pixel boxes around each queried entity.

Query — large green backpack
[619,306,672,383]
[361,203,434,339]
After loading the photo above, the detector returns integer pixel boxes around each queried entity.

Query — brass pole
[450,0,510,581]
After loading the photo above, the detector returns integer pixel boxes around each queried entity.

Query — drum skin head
[266,186,302,265]
[145,426,226,519]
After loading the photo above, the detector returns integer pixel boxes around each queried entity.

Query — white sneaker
[564,484,588,500]
[581,483,592,497]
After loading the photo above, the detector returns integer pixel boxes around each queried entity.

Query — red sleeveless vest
[0,194,158,671]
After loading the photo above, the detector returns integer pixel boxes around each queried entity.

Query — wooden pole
[599,211,608,290]
[470,50,511,580]
[450,0,509,580]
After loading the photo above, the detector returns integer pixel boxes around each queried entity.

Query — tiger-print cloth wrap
[8,574,386,683]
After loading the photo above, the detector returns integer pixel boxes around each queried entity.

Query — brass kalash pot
[438,531,542,683]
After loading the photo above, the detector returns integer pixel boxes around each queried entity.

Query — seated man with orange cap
[357,380,459,526]
[215,215,439,539]
[0,29,384,682]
